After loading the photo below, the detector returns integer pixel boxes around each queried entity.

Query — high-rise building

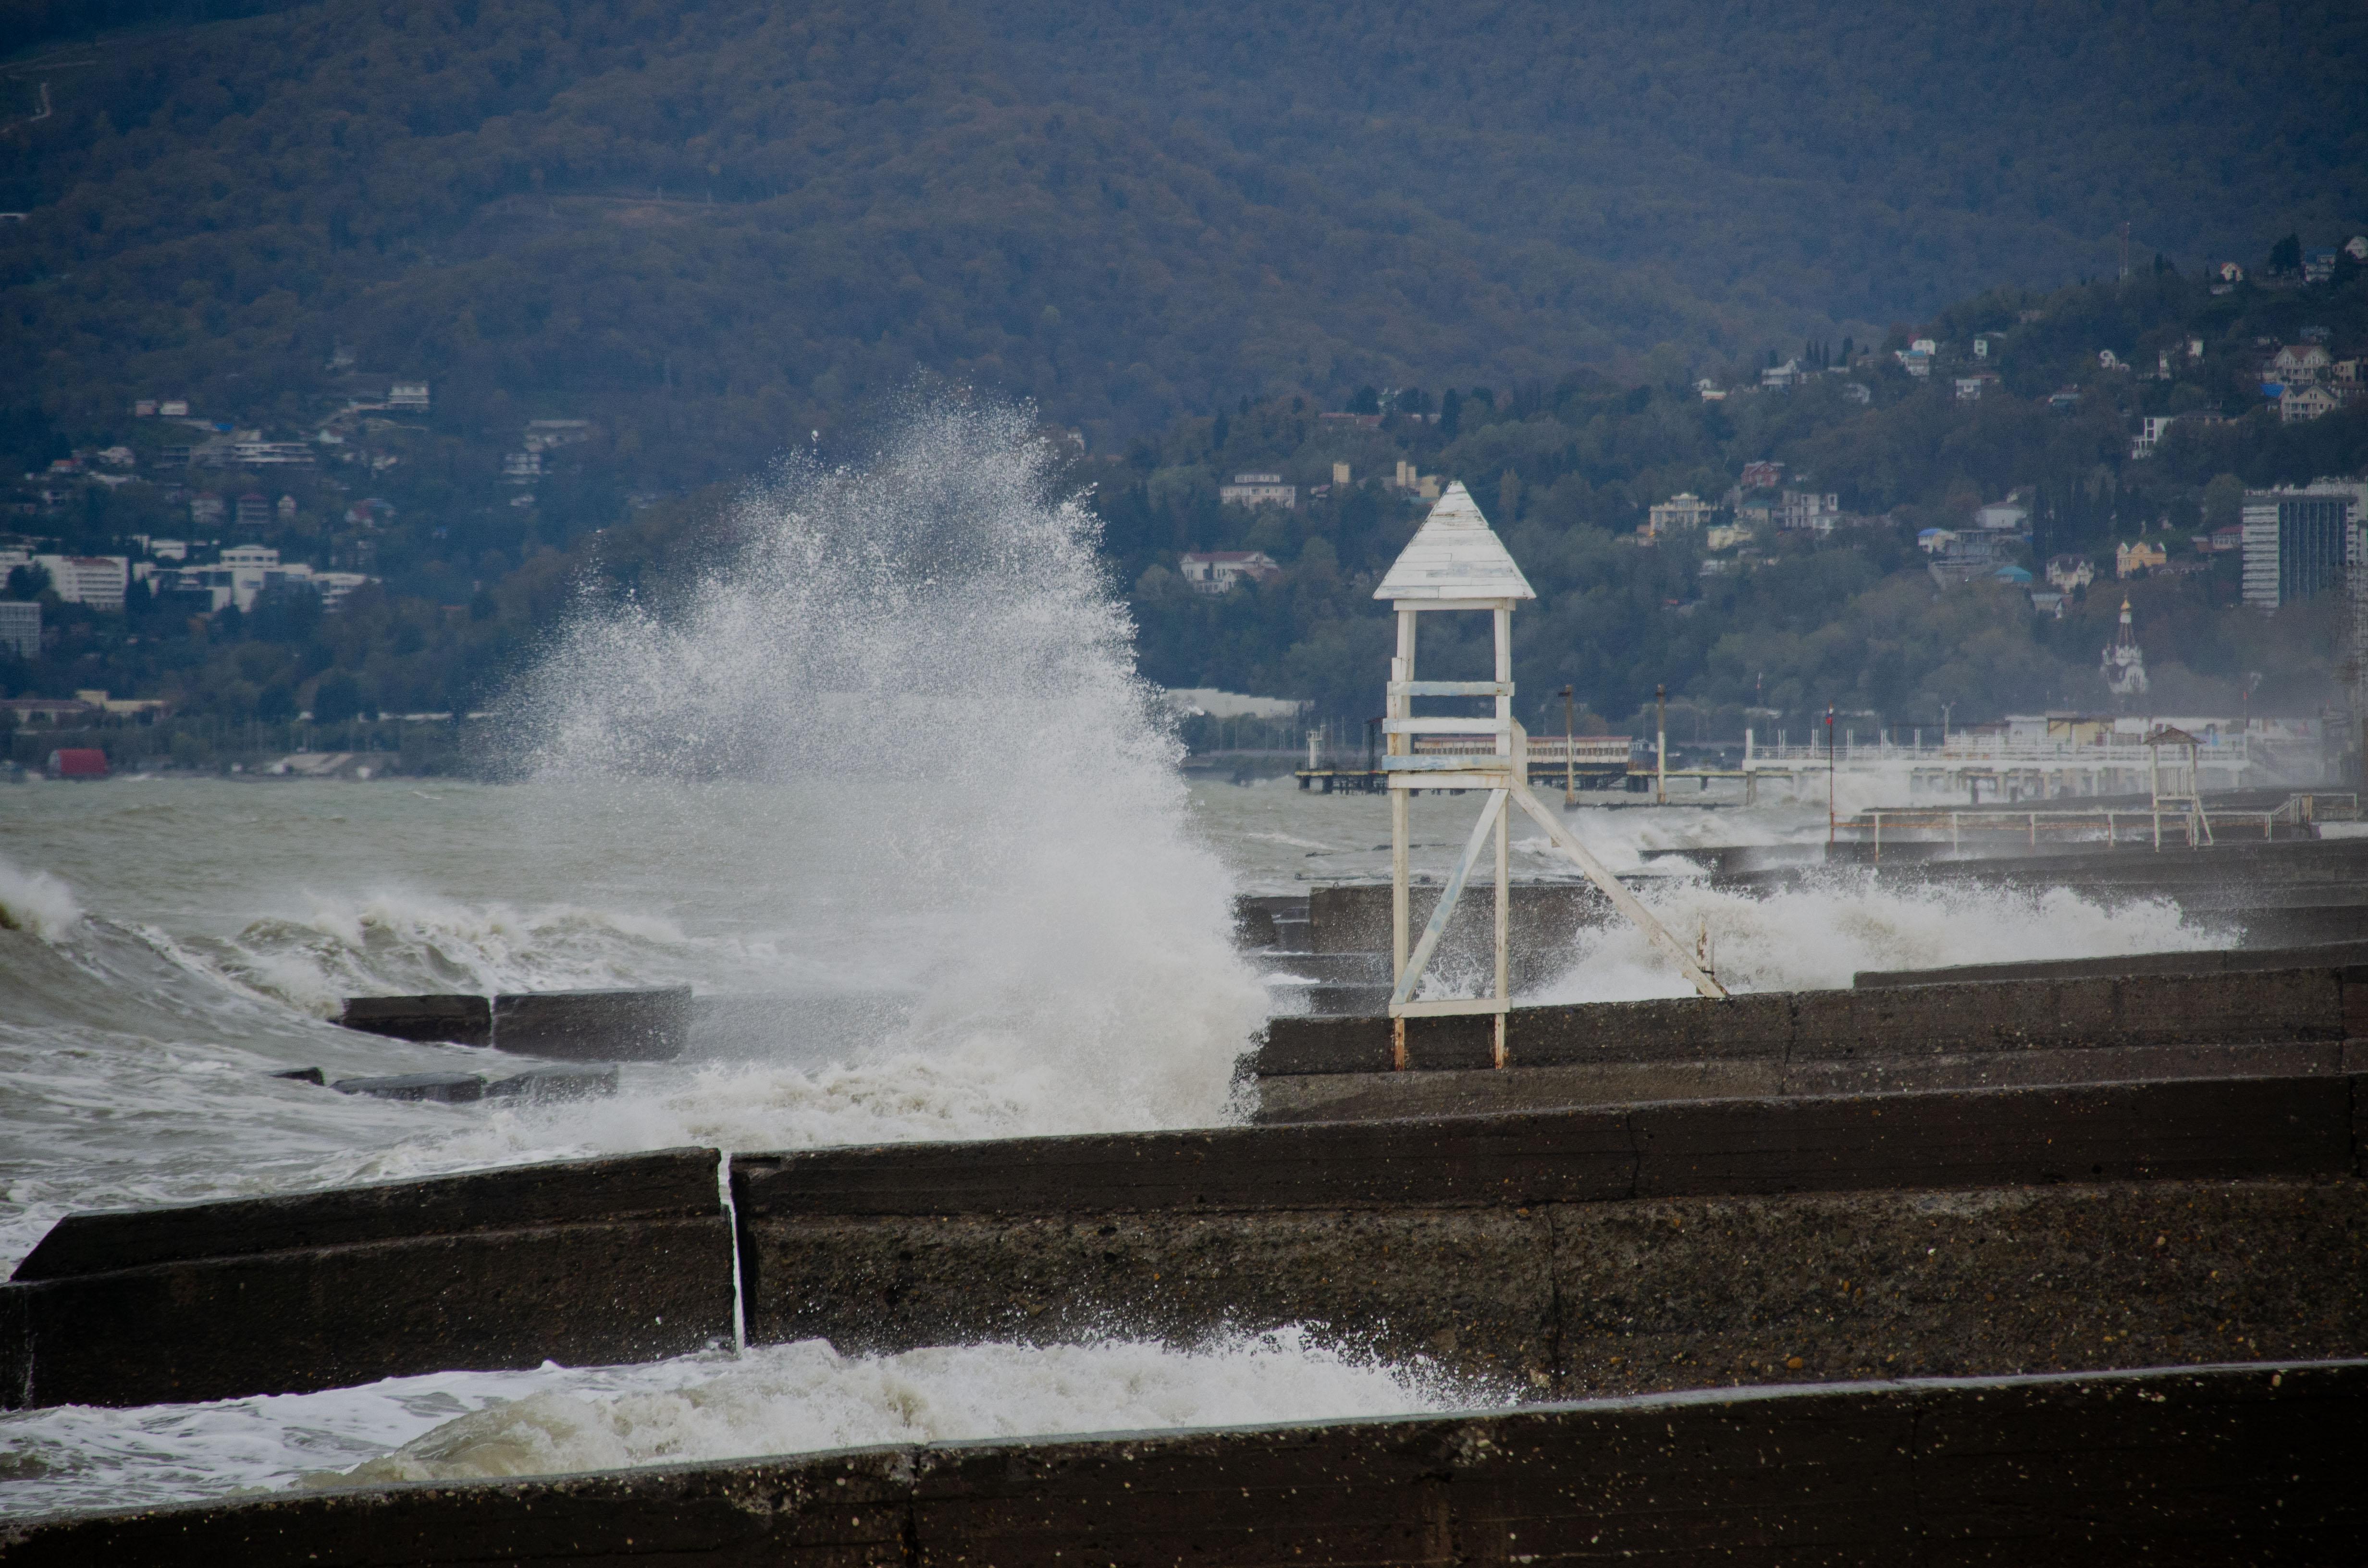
[0,600,37,659]
[2242,486,2361,609]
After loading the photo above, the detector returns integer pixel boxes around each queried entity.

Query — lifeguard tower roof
[1372,482,1536,601]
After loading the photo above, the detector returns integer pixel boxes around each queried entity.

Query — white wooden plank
[1388,995,1512,1018]
[1383,717,1511,735]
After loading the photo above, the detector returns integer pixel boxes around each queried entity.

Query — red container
[46,748,109,779]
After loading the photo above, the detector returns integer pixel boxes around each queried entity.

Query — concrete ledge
[9,1363,2358,1564]
[1855,939,2368,989]
[734,1077,2368,1392]
[335,988,693,1060]
[1254,1041,2353,1122]
[735,1076,2360,1220]
[1254,964,2354,1078]
[491,986,691,1061]
[334,993,489,1047]
[0,1149,733,1410]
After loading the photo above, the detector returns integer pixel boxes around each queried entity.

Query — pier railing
[1416,734,1633,764]
[1744,734,2254,769]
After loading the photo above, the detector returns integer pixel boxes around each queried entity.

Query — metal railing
[1415,734,1633,763]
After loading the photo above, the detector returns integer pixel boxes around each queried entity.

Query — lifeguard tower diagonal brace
[1374,483,1724,1069]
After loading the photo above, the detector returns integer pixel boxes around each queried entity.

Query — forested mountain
[1,0,2362,484]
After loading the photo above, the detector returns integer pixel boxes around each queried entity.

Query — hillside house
[2045,554,2095,591]
[2280,384,2343,424]
[1738,461,1783,490]
[234,494,273,534]
[388,382,431,411]
[2133,413,2226,457]
[1646,493,1714,538]
[1973,498,2031,532]
[1760,359,1806,390]
[2304,249,2338,284]
[1778,490,1841,532]
[2268,343,2331,383]
[1954,373,1999,401]
[2115,540,2168,578]
[1217,472,1296,508]
[2348,236,2368,262]
[1178,551,1282,594]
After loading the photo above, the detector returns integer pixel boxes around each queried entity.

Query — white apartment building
[1646,493,1714,538]
[31,555,129,611]
[1217,472,1296,508]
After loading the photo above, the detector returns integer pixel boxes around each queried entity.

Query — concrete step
[14,1363,2359,1564]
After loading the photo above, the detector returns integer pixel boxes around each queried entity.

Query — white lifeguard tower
[1375,483,1723,1068]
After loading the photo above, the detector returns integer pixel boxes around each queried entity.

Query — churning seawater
[0,407,2220,1516]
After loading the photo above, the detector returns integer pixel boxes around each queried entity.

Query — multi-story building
[1777,490,1841,532]
[0,600,38,659]
[29,555,129,611]
[1646,493,1714,539]
[1177,551,1283,593]
[2241,486,2359,609]
[1216,473,1296,508]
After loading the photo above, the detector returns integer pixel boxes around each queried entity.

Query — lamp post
[1826,703,1837,846]
[1560,684,1576,806]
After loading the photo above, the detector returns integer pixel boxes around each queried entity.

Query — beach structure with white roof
[1374,486,1720,1065]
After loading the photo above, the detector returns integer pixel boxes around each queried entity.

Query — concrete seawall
[5,1362,2360,1565]
[733,1075,2368,1397]
[1252,963,2368,1120]
[1855,938,2368,988]
[0,1149,735,1410]
[9,1076,2363,1412]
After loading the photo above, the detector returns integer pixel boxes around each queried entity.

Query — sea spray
[1533,873,2220,1002]
[499,398,1267,1137]
[0,857,82,943]
[0,1333,1485,1514]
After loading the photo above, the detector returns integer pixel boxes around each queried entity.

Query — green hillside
[1,0,2361,482]
[7,261,2366,769]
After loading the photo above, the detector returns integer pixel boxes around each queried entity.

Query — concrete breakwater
[1251,958,2367,1120]
[0,1150,735,1409]
[1855,937,2368,988]
[5,1362,2360,1565]
[7,1073,2363,1412]
[336,985,692,1060]
[732,1074,2367,1396]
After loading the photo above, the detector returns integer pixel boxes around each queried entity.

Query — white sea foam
[0,859,82,944]
[0,1333,1483,1514]
[207,892,738,1018]
[1534,874,2219,1002]
[329,1332,1474,1489]
[498,399,1266,1137]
